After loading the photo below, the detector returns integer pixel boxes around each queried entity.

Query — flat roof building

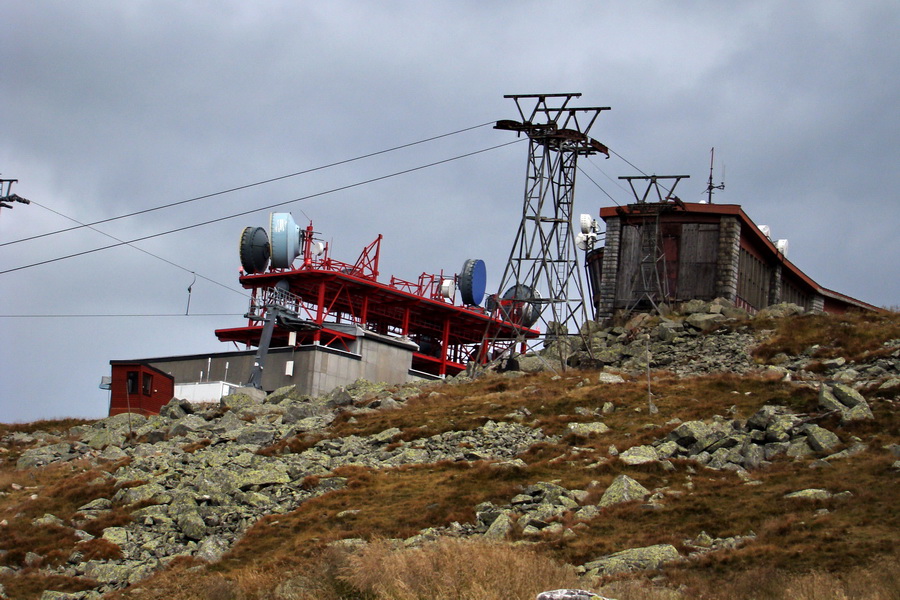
[587,200,877,318]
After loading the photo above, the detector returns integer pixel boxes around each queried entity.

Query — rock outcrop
[5,303,896,599]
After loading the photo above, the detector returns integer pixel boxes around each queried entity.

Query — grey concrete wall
[144,333,417,398]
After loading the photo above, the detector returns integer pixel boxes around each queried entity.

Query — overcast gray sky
[2,1,898,423]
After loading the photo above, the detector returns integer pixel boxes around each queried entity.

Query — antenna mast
[705,147,725,203]
[488,93,610,363]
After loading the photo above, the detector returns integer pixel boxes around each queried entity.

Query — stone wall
[715,216,741,301]
[769,262,783,305]
[596,216,622,320]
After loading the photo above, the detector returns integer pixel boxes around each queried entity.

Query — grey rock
[668,421,711,447]
[685,312,726,330]
[582,543,680,576]
[618,445,659,465]
[235,426,276,447]
[32,513,66,527]
[84,429,126,451]
[567,422,610,437]
[784,488,832,500]
[101,527,129,546]
[597,372,625,384]
[802,424,840,453]
[160,398,193,420]
[196,535,230,562]
[168,414,210,437]
[756,303,804,319]
[599,474,650,508]
[824,442,868,461]
[483,511,514,540]
[832,384,867,408]
[786,439,814,458]
[819,384,874,422]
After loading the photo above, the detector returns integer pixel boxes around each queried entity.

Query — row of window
[125,371,153,396]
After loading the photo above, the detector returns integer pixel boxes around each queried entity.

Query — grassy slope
[1,311,898,600]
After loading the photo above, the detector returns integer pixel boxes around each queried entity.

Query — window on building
[142,373,153,396]
[126,371,138,395]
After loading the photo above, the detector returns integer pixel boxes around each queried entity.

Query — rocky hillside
[1,304,898,600]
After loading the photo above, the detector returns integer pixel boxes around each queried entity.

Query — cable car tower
[489,93,610,358]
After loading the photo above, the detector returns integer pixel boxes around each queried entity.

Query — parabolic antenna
[440,279,457,300]
[500,284,541,328]
[239,226,270,274]
[580,213,594,234]
[575,231,597,251]
[458,258,487,306]
[269,212,303,269]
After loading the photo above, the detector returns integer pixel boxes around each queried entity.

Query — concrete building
[108,327,424,414]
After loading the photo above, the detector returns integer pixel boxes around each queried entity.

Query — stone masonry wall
[715,216,741,301]
[597,216,622,320]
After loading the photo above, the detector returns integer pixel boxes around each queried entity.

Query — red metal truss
[216,226,538,377]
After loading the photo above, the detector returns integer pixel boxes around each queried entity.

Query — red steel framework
[215,222,539,377]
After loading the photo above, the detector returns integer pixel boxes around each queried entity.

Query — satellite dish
[269,212,303,269]
[310,241,325,257]
[458,258,487,306]
[499,284,541,328]
[440,279,457,300]
[575,231,597,251]
[580,213,594,234]
[775,239,789,257]
[239,226,271,274]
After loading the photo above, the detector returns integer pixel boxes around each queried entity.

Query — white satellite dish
[575,231,597,251]
[440,278,456,300]
[580,213,595,234]
[775,239,789,257]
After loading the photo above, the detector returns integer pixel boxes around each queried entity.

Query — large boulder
[819,384,874,422]
[756,303,805,319]
[567,422,610,437]
[598,474,650,508]
[582,543,680,576]
[685,312,727,331]
[618,445,659,466]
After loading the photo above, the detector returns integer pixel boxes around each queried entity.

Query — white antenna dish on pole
[579,213,595,234]
[575,231,597,251]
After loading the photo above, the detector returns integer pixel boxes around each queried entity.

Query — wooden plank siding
[676,223,718,301]
[737,247,771,311]
[615,223,644,304]
[782,277,811,308]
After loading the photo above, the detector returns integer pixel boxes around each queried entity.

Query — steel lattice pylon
[487,93,610,361]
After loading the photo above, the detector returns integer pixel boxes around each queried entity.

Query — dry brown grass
[6,312,900,600]
[673,557,900,599]
[751,310,900,363]
[343,537,584,600]
[0,418,93,435]
[0,451,146,598]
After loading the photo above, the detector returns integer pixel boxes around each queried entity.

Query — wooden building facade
[108,362,175,417]
[588,202,876,319]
